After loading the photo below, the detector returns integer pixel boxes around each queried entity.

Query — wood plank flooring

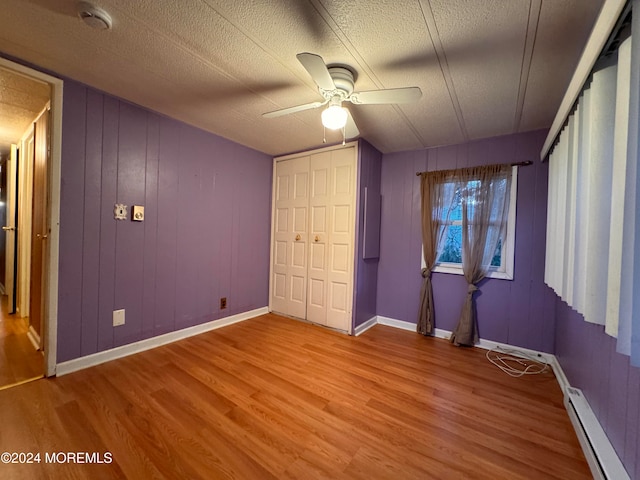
[0,314,590,479]
[0,296,43,388]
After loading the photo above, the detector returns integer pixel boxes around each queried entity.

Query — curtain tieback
[421,267,432,279]
[467,284,478,294]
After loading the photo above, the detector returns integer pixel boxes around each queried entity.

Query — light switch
[114,204,127,221]
[132,205,144,222]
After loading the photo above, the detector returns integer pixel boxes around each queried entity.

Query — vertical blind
[545,34,638,362]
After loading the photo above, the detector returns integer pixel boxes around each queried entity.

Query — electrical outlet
[113,309,125,327]
[220,297,227,310]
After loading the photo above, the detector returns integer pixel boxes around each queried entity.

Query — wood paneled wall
[376,130,557,352]
[353,139,382,329]
[57,81,272,362]
[555,298,640,478]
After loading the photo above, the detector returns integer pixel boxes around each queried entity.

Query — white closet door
[271,156,310,319]
[326,147,355,330]
[307,152,331,325]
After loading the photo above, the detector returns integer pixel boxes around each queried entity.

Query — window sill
[433,264,513,281]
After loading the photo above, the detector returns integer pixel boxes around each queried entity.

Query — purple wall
[377,130,557,352]
[555,299,640,477]
[58,80,272,363]
[353,139,382,329]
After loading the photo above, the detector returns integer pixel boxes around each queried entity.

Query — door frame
[268,141,359,329]
[6,144,18,313]
[0,57,63,377]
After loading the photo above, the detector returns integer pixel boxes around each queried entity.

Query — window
[422,166,517,280]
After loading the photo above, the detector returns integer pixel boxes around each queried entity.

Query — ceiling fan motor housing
[320,67,355,100]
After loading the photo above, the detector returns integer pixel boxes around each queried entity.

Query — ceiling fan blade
[344,109,359,138]
[263,100,326,118]
[349,87,422,105]
[296,52,335,90]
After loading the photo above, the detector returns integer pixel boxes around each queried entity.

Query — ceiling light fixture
[77,2,113,30]
[321,98,348,130]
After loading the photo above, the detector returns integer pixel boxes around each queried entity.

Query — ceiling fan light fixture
[321,104,348,130]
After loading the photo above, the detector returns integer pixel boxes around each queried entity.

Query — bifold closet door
[307,148,355,329]
[325,147,355,330]
[307,152,330,325]
[271,145,355,331]
[271,156,310,319]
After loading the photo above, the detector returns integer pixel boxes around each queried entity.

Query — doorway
[0,58,62,387]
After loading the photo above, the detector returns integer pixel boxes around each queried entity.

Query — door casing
[0,57,63,377]
[5,144,18,313]
[269,142,358,333]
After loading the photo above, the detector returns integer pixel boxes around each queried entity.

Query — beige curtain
[417,171,456,335]
[450,164,512,346]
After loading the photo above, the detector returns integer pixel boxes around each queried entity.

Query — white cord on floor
[486,346,549,377]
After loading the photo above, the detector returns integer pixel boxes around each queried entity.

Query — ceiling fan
[263,52,422,140]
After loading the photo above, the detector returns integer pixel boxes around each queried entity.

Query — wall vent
[564,386,629,480]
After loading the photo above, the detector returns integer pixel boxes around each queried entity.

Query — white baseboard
[549,355,570,393]
[456,332,555,364]
[376,315,416,332]
[354,316,377,336]
[565,386,629,480]
[56,306,269,376]
[375,315,555,362]
[27,326,41,351]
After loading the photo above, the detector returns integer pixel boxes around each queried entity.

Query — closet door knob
[295,234,301,241]
[314,235,319,242]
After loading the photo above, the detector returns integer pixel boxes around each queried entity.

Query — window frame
[422,166,517,281]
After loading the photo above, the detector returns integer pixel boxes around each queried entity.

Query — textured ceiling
[0,68,50,156]
[0,0,604,156]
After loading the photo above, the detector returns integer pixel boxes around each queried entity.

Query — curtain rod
[539,0,628,160]
[415,160,533,176]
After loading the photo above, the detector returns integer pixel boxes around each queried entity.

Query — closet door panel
[272,156,309,319]
[307,152,331,325]
[327,147,356,330]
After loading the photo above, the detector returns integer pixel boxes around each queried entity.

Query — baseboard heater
[564,386,629,480]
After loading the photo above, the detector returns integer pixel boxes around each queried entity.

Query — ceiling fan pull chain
[342,126,346,145]
[323,125,327,143]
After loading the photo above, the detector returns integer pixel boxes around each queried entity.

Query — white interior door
[271,156,310,319]
[17,130,34,318]
[307,152,331,325]
[326,147,356,330]
[4,144,17,312]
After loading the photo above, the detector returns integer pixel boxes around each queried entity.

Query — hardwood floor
[0,296,43,388]
[0,314,590,479]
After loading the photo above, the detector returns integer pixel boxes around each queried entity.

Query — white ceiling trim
[418,0,468,141]
[513,0,542,132]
